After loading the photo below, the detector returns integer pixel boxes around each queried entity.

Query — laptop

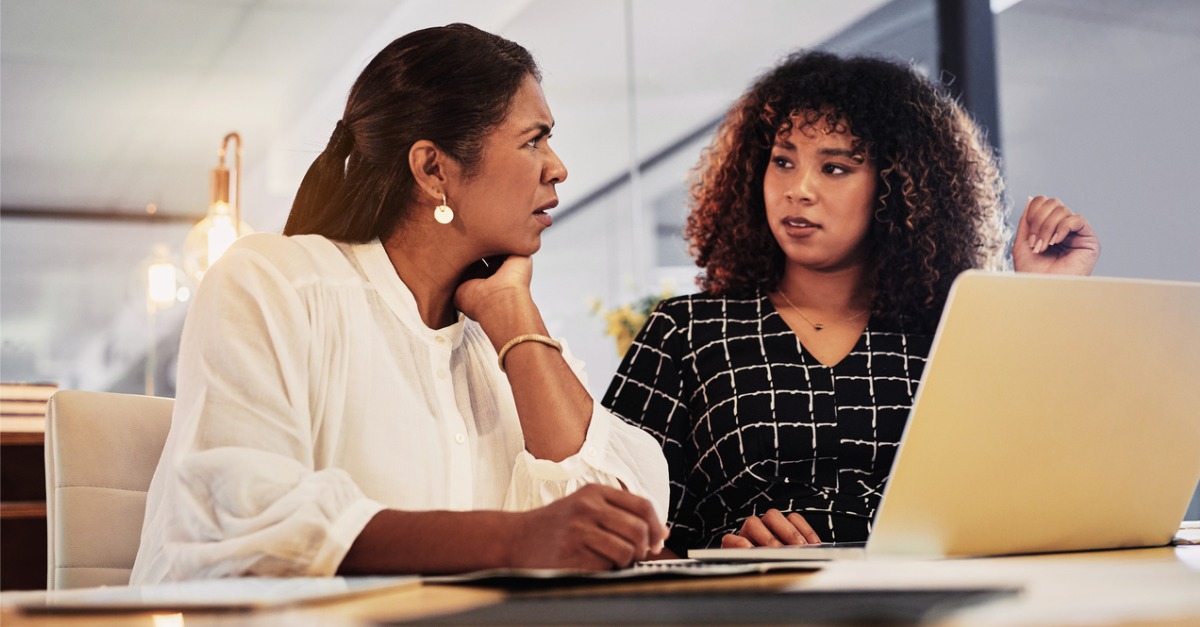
[691,271,1200,561]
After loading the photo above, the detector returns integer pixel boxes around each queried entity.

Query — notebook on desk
[691,271,1200,562]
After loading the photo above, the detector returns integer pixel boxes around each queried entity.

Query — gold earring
[434,193,454,225]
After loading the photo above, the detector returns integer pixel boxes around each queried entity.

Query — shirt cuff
[309,497,388,577]
[517,400,614,482]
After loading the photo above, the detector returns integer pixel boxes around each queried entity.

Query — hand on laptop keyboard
[723,509,823,547]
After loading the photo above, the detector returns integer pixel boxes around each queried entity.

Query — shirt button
[584,446,599,460]
[437,369,449,380]
[435,335,446,344]
[454,433,466,444]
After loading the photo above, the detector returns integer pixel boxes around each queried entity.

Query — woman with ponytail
[131,24,669,583]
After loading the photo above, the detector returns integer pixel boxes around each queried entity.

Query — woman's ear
[409,140,448,202]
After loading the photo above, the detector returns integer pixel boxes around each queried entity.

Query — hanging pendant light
[183,132,253,281]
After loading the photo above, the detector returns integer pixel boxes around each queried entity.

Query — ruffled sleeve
[132,236,385,583]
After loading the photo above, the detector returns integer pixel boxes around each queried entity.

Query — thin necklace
[775,290,868,332]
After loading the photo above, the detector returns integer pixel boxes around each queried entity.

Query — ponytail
[283,121,355,237]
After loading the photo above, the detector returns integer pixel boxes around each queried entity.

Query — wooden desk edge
[2,548,1197,626]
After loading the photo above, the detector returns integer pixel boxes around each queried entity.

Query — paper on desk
[961,557,1200,625]
[1174,520,1200,545]
[792,553,1200,626]
[789,559,1025,592]
[0,576,419,613]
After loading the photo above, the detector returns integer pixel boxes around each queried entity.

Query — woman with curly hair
[602,50,1099,556]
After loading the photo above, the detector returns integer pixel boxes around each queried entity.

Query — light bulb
[183,204,252,281]
[207,211,237,267]
[139,244,186,313]
[147,262,178,307]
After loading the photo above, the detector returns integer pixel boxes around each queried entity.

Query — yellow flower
[590,284,674,357]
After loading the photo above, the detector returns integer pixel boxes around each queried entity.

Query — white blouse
[130,234,669,584]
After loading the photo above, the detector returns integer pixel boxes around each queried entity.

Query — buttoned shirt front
[131,234,669,583]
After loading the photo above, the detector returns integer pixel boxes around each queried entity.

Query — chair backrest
[44,390,173,590]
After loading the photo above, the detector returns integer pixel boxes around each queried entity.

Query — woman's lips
[782,216,819,235]
[534,198,557,227]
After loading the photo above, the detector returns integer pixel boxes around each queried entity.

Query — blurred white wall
[998,1,1200,283]
[2,0,1197,398]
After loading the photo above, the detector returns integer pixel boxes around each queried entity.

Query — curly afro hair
[686,50,1010,333]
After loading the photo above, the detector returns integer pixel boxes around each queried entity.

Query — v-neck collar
[760,290,869,369]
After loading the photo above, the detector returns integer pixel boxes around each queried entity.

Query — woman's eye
[771,156,792,168]
[823,163,849,175]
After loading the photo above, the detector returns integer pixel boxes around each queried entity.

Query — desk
[3,546,1198,626]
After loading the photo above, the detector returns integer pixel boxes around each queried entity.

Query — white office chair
[44,390,173,589]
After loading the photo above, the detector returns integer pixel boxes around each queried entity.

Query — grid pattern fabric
[602,290,932,553]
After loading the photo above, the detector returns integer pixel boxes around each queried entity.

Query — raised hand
[1012,195,1100,276]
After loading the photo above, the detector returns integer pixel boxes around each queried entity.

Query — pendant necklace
[776,290,868,332]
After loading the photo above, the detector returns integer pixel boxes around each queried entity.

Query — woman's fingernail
[1034,238,1044,253]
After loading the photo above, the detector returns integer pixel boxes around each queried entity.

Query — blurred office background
[2,1,1197,513]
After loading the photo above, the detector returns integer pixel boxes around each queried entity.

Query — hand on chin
[454,255,533,320]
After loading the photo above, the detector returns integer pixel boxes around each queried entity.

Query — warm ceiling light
[141,243,184,313]
[147,259,178,309]
[183,132,253,281]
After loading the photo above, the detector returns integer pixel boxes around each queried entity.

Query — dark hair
[284,23,540,240]
[686,50,1009,332]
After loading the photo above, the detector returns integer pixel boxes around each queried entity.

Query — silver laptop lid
[869,271,1200,558]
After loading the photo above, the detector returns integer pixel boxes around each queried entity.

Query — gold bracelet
[497,333,562,373]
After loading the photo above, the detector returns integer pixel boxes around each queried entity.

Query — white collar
[352,238,465,349]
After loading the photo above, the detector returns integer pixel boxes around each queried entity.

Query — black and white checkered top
[602,290,933,553]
